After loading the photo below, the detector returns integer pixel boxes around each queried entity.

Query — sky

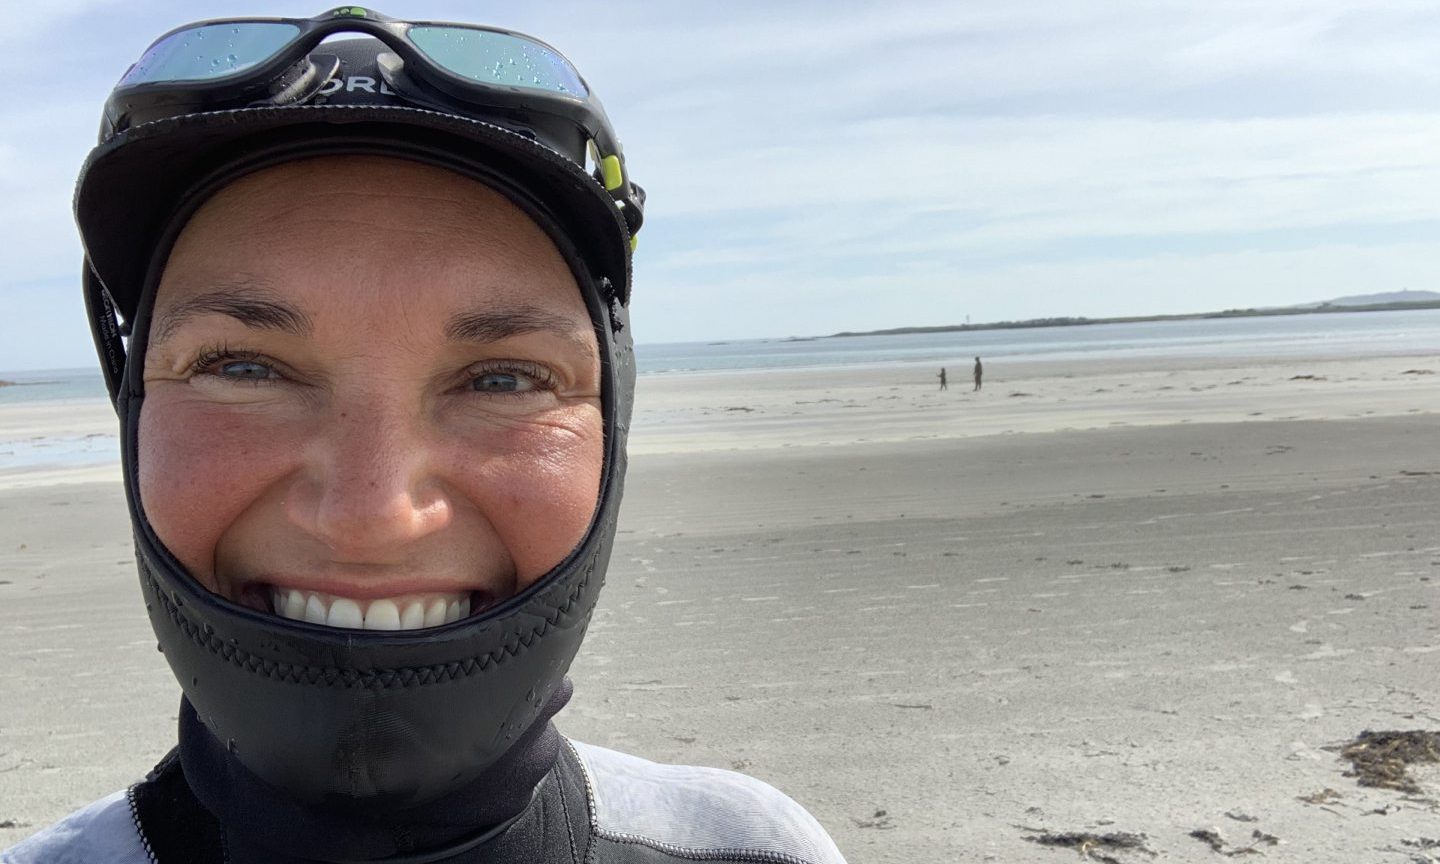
[3,1,1440,370]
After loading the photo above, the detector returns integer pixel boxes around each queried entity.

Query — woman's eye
[472,372,533,393]
[191,350,280,384]
[218,360,276,380]
[467,363,555,396]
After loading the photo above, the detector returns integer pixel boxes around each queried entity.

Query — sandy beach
[2,351,1438,862]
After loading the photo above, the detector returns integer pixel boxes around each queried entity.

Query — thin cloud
[3,1,1439,369]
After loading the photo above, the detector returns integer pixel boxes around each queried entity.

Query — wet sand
[2,353,1438,862]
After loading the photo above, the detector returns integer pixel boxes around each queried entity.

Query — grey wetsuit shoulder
[2,740,845,864]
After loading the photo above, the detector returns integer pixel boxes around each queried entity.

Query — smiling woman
[1,8,844,864]
[139,157,604,629]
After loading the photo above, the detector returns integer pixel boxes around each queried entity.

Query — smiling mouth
[240,585,494,630]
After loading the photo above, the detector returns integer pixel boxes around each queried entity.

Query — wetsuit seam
[594,832,820,864]
[563,739,601,864]
[143,557,596,687]
[555,758,581,864]
[125,785,160,864]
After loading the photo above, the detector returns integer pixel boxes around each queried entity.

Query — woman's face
[139,155,603,631]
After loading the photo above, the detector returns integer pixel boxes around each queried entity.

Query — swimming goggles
[102,6,643,235]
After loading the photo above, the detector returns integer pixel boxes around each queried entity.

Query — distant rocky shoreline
[827,298,1440,339]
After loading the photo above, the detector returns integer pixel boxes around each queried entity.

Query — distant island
[825,290,1440,339]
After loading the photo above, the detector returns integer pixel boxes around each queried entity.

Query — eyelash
[466,360,560,396]
[191,346,277,385]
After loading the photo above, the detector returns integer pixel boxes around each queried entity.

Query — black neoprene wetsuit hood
[75,44,636,829]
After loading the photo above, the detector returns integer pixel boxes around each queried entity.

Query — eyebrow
[150,281,312,345]
[149,283,592,352]
[445,304,595,353]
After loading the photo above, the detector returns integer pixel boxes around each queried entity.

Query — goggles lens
[119,22,302,86]
[118,20,588,98]
[407,26,588,97]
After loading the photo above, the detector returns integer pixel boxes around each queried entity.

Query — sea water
[636,308,1440,374]
[0,368,109,406]
[0,369,113,472]
[2,308,1437,403]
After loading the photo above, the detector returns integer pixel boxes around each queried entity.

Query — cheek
[461,410,603,586]
[137,395,297,587]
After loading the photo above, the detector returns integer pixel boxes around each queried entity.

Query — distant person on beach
[938,367,948,390]
[6,10,844,864]
[974,356,984,391]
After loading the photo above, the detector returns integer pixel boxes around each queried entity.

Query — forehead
[155,155,586,325]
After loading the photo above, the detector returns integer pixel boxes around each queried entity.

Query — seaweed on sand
[1337,730,1440,795]
[1021,830,1154,863]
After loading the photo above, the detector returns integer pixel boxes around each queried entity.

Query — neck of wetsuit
[178,678,573,863]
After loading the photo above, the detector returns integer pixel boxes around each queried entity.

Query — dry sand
[2,352,1438,862]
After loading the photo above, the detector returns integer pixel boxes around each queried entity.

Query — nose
[286,401,452,556]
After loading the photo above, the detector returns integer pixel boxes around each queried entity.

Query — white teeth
[328,598,363,629]
[365,599,400,631]
[424,598,448,627]
[304,594,327,625]
[272,587,472,630]
[283,590,306,621]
